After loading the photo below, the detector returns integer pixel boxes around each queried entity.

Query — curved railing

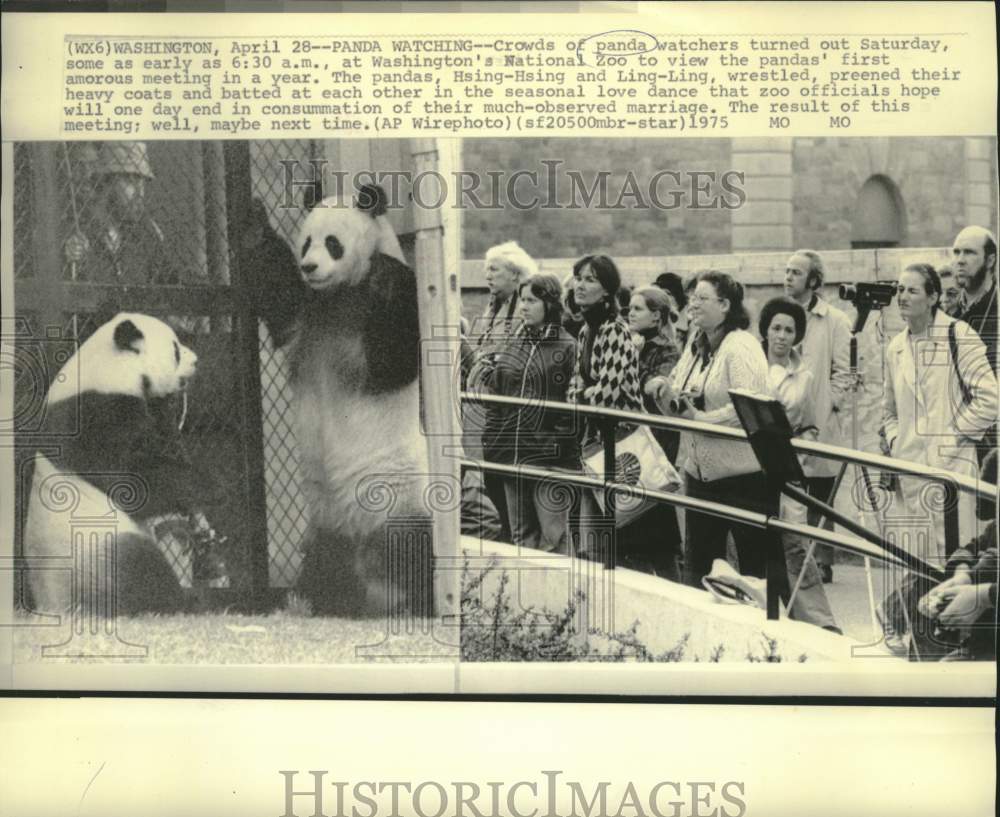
[460,391,997,622]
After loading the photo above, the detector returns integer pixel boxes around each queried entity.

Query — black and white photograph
[8,137,463,667]
[6,132,997,677]
[1,4,997,817]
[457,134,998,666]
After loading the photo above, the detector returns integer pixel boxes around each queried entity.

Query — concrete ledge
[463,538,874,663]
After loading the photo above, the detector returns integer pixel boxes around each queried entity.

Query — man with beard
[953,226,997,371]
[952,226,998,468]
[784,250,852,583]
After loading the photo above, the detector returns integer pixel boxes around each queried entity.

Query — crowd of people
[463,226,998,657]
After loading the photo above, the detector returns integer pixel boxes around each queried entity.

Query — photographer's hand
[937,583,994,627]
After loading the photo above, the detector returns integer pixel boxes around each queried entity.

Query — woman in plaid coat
[567,255,641,423]
[567,255,641,560]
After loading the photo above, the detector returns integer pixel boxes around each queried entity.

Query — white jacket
[883,310,998,559]
[671,329,769,482]
[798,296,852,477]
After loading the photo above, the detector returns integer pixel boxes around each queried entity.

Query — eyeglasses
[689,294,724,305]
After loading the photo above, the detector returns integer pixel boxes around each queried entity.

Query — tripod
[787,302,886,642]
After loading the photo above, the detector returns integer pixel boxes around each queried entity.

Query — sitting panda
[261,184,432,617]
[23,313,199,615]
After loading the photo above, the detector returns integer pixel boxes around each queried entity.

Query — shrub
[460,560,806,663]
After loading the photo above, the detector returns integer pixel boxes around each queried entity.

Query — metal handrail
[461,458,938,581]
[461,390,984,618]
[462,391,996,500]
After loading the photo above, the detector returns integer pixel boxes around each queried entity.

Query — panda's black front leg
[240,211,308,349]
[362,252,421,394]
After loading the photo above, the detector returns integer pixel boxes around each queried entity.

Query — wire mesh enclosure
[10,139,346,608]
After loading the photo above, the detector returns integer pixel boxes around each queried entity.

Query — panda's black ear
[113,319,144,354]
[356,184,388,218]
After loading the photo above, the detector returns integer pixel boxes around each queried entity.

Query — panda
[262,184,432,617]
[23,313,199,616]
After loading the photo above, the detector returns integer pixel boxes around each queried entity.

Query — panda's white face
[297,196,379,290]
[46,313,198,404]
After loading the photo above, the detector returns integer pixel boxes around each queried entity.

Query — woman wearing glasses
[664,271,784,590]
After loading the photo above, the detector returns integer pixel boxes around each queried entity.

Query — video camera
[838,281,896,309]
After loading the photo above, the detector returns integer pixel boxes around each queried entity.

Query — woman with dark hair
[759,296,840,631]
[885,263,997,561]
[561,274,585,339]
[665,271,783,590]
[882,262,997,657]
[567,255,641,560]
[567,255,641,418]
[486,272,579,552]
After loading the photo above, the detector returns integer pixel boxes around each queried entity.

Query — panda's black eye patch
[301,236,312,258]
[173,340,180,366]
[325,235,344,261]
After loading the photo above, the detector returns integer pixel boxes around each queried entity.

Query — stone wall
[791,137,980,250]
[462,137,734,260]
[462,137,996,261]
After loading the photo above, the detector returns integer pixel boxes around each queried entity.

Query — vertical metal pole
[766,501,782,621]
[942,478,960,557]
[601,418,617,570]
[222,142,271,608]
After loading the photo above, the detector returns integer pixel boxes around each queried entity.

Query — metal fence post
[600,418,617,571]
[942,477,960,557]
[222,141,272,609]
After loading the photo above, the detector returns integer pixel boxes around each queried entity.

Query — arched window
[851,175,905,249]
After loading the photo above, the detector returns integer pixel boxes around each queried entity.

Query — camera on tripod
[838,281,896,309]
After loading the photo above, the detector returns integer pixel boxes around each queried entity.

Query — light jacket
[883,309,998,558]
[798,295,852,477]
[767,348,821,476]
[670,328,769,482]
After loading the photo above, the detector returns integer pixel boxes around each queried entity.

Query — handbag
[582,423,682,527]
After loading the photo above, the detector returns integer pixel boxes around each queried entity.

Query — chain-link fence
[10,139,343,607]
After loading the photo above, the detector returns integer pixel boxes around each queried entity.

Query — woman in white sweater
[666,271,785,590]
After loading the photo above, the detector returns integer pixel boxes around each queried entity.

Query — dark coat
[73,216,179,286]
[960,278,998,373]
[484,324,580,467]
[637,332,681,461]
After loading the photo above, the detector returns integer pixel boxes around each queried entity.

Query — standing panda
[23,313,199,615]
[260,184,432,617]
